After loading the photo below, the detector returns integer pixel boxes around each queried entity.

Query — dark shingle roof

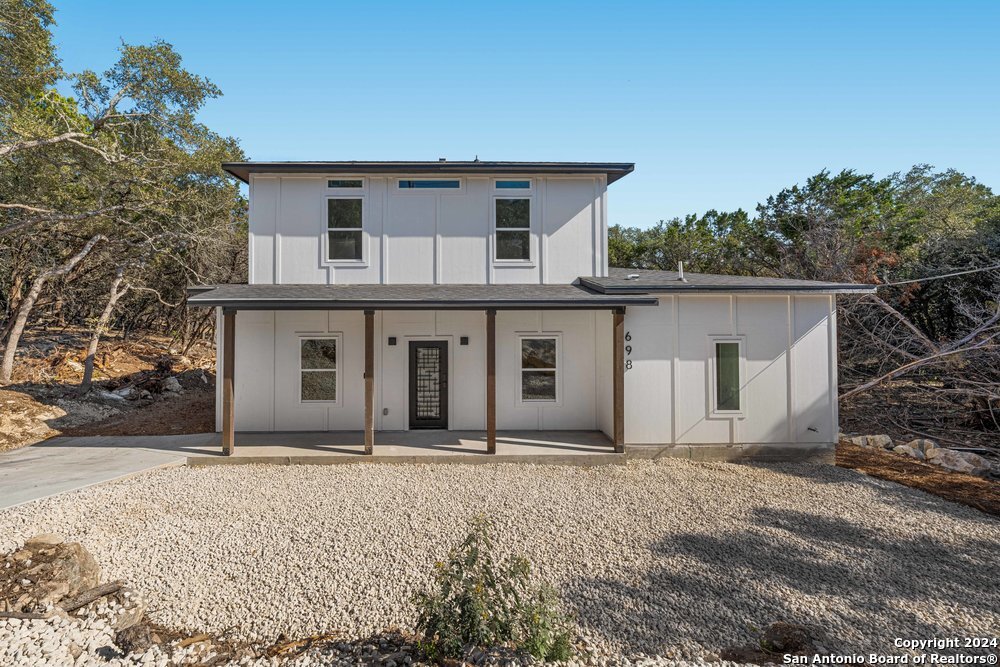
[187,283,656,310]
[221,161,634,184]
[579,268,876,294]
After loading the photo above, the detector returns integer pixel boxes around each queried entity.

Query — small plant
[414,516,573,662]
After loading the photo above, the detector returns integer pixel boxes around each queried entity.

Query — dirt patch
[836,440,1000,517]
[0,330,215,451]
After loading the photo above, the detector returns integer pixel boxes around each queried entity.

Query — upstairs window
[520,337,558,402]
[398,179,461,189]
[326,198,363,261]
[327,179,363,188]
[495,198,530,261]
[495,180,531,190]
[300,337,339,402]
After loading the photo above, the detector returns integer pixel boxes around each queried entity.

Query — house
[187,161,874,460]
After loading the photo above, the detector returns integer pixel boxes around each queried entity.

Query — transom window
[326,198,363,261]
[710,337,744,415]
[520,337,557,402]
[328,179,363,188]
[398,179,461,189]
[495,198,530,261]
[300,337,339,402]
[495,180,531,189]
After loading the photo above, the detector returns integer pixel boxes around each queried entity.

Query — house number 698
[624,331,633,371]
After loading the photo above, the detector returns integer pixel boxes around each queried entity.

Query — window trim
[322,195,367,265]
[518,334,560,404]
[396,178,464,193]
[298,334,342,405]
[492,195,534,265]
[707,335,746,418]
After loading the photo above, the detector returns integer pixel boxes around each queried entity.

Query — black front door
[409,341,448,429]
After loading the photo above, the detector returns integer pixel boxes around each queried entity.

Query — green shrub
[414,516,573,662]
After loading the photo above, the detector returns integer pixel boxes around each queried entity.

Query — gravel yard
[1,459,998,663]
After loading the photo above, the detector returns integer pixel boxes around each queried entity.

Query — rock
[866,434,894,449]
[112,601,148,631]
[97,390,127,402]
[24,534,65,548]
[849,434,893,449]
[8,538,101,608]
[761,621,819,653]
[893,444,924,460]
[906,438,939,454]
[161,377,182,393]
[112,386,138,400]
[925,448,991,476]
[115,622,153,654]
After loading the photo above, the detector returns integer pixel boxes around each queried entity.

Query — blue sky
[50,1,999,228]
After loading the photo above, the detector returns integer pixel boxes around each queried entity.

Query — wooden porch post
[486,309,496,454]
[364,309,375,455]
[221,307,236,456]
[612,307,625,453]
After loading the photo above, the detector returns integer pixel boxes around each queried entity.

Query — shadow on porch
[186,430,619,466]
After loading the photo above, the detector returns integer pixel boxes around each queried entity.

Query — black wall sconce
[387,336,397,346]
[460,336,469,346]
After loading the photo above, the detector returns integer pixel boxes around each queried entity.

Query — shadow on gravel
[745,460,1000,524]
[565,507,1000,658]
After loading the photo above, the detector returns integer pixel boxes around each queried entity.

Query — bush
[414,517,573,662]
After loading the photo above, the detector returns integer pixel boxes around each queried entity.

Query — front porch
[185,429,621,466]
[186,283,659,458]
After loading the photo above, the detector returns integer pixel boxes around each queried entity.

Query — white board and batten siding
[620,294,838,446]
[247,174,609,286]
[217,309,608,434]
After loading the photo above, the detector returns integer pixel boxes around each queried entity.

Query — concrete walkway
[0,431,617,509]
[0,434,213,509]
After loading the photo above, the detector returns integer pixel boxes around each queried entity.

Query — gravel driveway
[0,460,997,662]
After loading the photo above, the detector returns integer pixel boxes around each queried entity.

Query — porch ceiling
[186,283,657,310]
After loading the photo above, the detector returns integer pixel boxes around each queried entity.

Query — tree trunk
[80,268,129,394]
[0,235,105,384]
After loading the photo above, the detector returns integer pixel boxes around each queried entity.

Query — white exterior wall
[621,294,839,445]
[219,309,606,432]
[218,295,838,444]
[247,175,608,286]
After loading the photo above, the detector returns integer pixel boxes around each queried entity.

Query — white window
[708,336,745,417]
[299,336,340,403]
[397,179,461,190]
[495,198,531,261]
[520,336,558,402]
[327,179,363,188]
[325,197,364,262]
[494,179,532,191]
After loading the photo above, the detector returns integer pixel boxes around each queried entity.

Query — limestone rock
[925,448,990,477]
[3,538,101,610]
[161,376,182,393]
[849,434,894,449]
[906,438,939,454]
[115,622,153,654]
[893,444,924,460]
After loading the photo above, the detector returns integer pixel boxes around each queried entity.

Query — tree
[0,0,246,384]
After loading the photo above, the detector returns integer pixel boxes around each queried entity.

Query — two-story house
[187,161,873,460]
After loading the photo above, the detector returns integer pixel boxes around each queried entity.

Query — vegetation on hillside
[0,0,246,386]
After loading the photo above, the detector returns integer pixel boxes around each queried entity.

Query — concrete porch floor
[187,430,621,466]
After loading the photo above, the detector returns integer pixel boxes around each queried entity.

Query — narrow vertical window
[327,198,363,261]
[521,337,557,401]
[495,198,530,261]
[300,338,338,402]
[715,341,741,411]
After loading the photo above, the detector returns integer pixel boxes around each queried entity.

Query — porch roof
[186,283,657,310]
